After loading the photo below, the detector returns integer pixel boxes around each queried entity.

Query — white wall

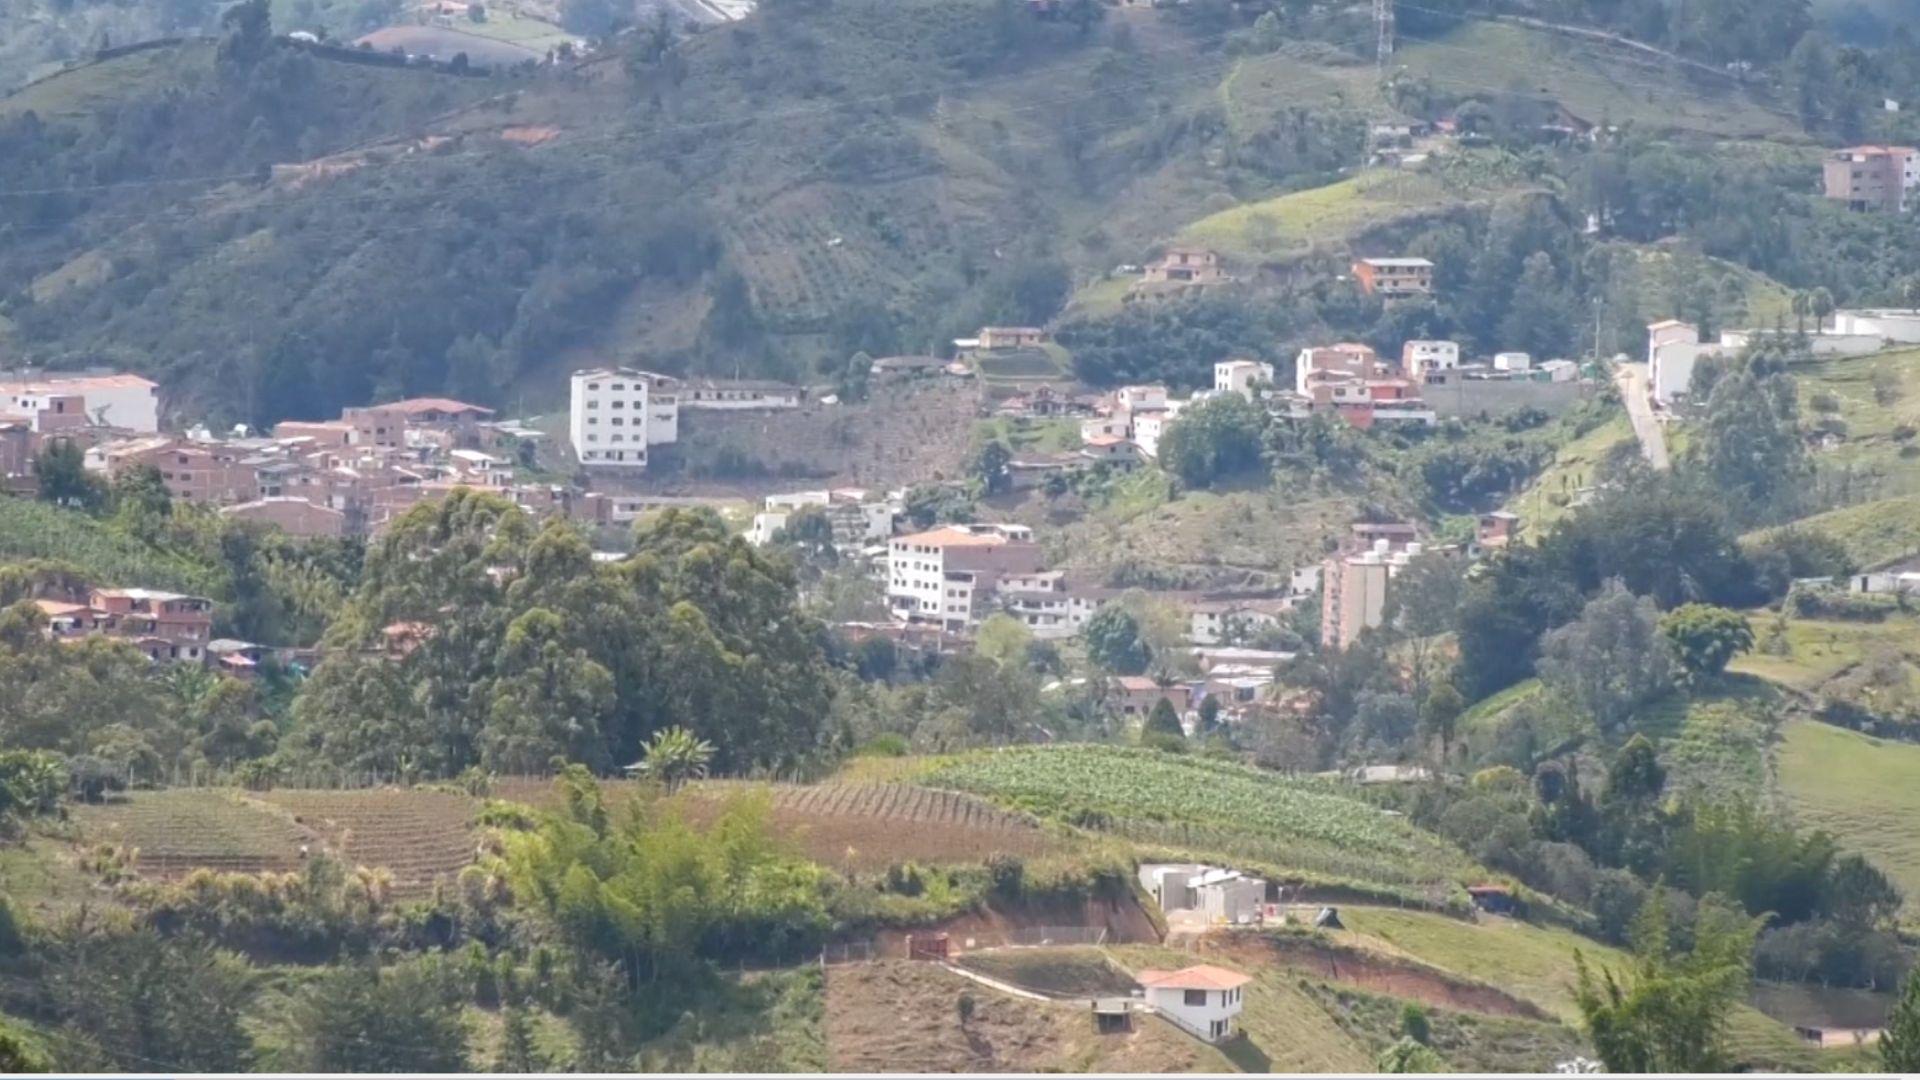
[1144,985,1243,1042]
[1831,311,1920,343]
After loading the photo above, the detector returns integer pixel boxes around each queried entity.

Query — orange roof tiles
[894,526,1021,548]
[1137,965,1252,991]
[382,398,495,417]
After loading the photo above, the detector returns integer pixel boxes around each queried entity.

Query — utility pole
[1373,0,1394,73]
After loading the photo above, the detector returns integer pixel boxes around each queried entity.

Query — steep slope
[0,2,1823,428]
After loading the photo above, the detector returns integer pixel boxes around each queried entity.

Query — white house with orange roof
[1136,964,1251,1042]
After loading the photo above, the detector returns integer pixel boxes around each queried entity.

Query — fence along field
[70,779,1062,888]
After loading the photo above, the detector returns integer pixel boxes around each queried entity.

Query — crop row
[925,745,1472,875]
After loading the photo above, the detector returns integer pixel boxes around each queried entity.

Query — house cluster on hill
[32,586,231,668]
[80,397,566,538]
[0,371,163,491]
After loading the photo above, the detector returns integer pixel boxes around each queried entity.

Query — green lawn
[1795,346,1920,484]
[1729,614,1920,691]
[1775,719,1920,911]
[1063,275,1135,319]
[1338,907,1828,1070]
[1107,945,1375,1073]
[1748,494,1920,571]
[1394,22,1798,139]
[1501,412,1633,530]
[0,40,218,125]
[461,11,575,49]
[1178,170,1463,262]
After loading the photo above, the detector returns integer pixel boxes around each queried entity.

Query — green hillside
[1776,719,1920,909]
[1745,495,1920,571]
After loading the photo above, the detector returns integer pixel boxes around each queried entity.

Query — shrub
[987,853,1025,900]
[858,733,908,758]
[1400,1003,1431,1045]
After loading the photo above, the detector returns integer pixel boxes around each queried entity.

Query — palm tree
[1811,286,1835,333]
[630,726,715,794]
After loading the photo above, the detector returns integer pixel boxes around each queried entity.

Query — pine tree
[1883,966,1920,1072]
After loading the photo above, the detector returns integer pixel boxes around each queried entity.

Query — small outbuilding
[1468,884,1520,916]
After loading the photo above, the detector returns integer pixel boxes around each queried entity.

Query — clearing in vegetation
[1747,494,1920,571]
[1794,346,1920,484]
[823,960,1229,1073]
[1335,906,1825,1069]
[1500,412,1633,529]
[1392,21,1798,139]
[1774,718,1920,910]
[927,745,1476,891]
[1175,164,1532,264]
[952,946,1139,997]
[1729,613,1920,691]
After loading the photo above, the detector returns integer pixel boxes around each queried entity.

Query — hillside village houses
[34,587,215,666]
[1140,246,1234,287]
[1350,256,1435,298]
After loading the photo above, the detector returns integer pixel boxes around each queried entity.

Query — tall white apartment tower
[569,367,679,469]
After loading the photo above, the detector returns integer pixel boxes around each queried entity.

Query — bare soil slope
[825,960,1227,1073]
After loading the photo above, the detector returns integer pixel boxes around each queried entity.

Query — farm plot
[927,745,1476,889]
[262,790,481,897]
[75,790,313,879]
[494,778,1061,869]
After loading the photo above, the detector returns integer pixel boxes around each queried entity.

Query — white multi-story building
[1295,343,1378,395]
[1401,340,1460,381]
[748,489,893,548]
[1117,385,1169,413]
[569,367,679,469]
[886,524,1042,631]
[998,570,1110,639]
[1213,359,1275,398]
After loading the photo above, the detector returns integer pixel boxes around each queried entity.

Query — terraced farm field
[927,745,1477,890]
[263,790,481,898]
[76,790,313,879]
[495,778,1060,870]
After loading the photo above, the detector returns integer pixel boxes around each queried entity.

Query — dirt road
[1614,362,1670,470]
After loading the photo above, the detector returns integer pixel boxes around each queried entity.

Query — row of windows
[583,398,645,409]
[584,416,637,426]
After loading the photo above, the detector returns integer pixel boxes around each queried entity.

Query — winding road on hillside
[1614,362,1670,471]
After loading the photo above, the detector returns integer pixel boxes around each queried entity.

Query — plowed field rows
[263,790,480,897]
[494,779,1059,869]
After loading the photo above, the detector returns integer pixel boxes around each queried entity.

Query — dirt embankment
[825,961,1213,1073]
[1205,931,1550,1021]
[872,891,1161,958]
